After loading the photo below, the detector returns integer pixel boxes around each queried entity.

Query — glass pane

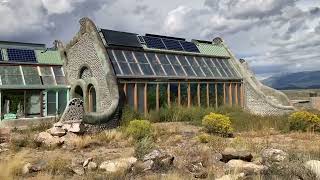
[212,59,228,77]
[183,66,196,76]
[159,83,168,107]
[163,65,176,76]
[200,83,207,107]
[22,66,41,85]
[146,53,159,64]
[52,67,66,85]
[0,66,23,85]
[134,52,148,63]
[47,91,57,115]
[157,54,170,64]
[190,83,198,106]
[118,62,132,75]
[180,83,188,106]
[217,59,232,77]
[114,50,126,62]
[111,61,122,75]
[166,55,179,65]
[209,84,216,107]
[170,83,179,105]
[151,64,165,76]
[129,63,142,75]
[25,91,41,117]
[137,84,145,113]
[140,64,154,75]
[206,58,222,77]
[217,83,224,106]
[123,51,136,63]
[2,90,24,118]
[172,65,186,76]
[177,56,189,66]
[107,49,116,62]
[40,67,55,85]
[58,90,68,114]
[195,57,213,77]
[224,60,239,77]
[127,84,134,109]
[147,84,157,111]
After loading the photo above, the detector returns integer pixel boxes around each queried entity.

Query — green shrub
[202,113,233,136]
[288,111,320,132]
[134,137,154,159]
[121,106,144,126]
[197,133,211,143]
[126,120,153,140]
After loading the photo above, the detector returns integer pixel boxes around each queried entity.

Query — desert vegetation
[1,106,320,179]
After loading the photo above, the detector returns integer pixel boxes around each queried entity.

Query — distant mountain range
[261,71,320,90]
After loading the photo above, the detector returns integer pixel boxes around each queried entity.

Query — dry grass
[0,152,28,180]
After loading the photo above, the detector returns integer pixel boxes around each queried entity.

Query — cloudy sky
[0,0,319,79]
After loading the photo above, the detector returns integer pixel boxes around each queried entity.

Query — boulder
[62,123,85,133]
[226,160,268,175]
[34,132,64,147]
[186,162,208,179]
[261,148,288,169]
[142,149,174,172]
[221,148,253,163]
[88,162,98,170]
[30,160,47,172]
[99,157,137,173]
[143,150,166,161]
[47,127,66,137]
[305,160,320,179]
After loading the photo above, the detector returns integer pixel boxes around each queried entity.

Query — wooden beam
[40,91,43,117]
[134,83,138,111]
[156,83,159,111]
[23,90,26,118]
[229,83,232,106]
[240,83,244,107]
[167,83,171,107]
[187,83,191,108]
[197,83,201,107]
[206,83,210,107]
[235,83,238,106]
[178,82,181,106]
[144,83,148,115]
[223,83,226,105]
[123,83,127,103]
[215,83,218,109]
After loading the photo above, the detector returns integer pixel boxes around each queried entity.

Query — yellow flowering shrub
[125,120,153,140]
[289,111,320,132]
[202,113,233,136]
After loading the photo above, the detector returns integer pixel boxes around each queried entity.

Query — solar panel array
[143,36,200,53]
[107,49,240,79]
[0,65,65,86]
[7,49,37,62]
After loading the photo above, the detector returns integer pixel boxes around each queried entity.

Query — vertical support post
[167,83,171,107]
[123,83,127,102]
[240,83,244,107]
[223,83,226,105]
[197,83,201,107]
[178,82,181,106]
[187,83,191,108]
[0,90,2,120]
[156,83,159,111]
[235,83,238,106]
[206,83,210,107]
[215,83,218,109]
[40,91,43,117]
[134,83,138,111]
[144,83,148,115]
[23,90,26,118]
[229,83,232,106]
[56,91,59,115]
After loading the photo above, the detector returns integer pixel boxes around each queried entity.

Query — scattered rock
[143,150,166,161]
[186,162,208,179]
[99,157,137,173]
[142,160,154,171]
[305,160,320,179]
[34,132,64,147]
[72,166,85,175]
[261,148,288,169]
[53,122,63,128]
[226,160,268,175]
[221,148,253,163]
[88,162,98,170]
[83,157,93,167]
[30,160,47,172]
[47,127,66,137]
[62,123,85,133]
[22,163,32,174]
[216,173,245,180]
[141,149,175,172]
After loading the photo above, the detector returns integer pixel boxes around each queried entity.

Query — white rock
[226,160,268,174]
[83,157,93,167]
[305,160,320,179]
[22,163,31,174]
[72,166,85,175]
[261,148,288,168]
[47,127,66,137]
[88,162,98,170]
[99,157,137,172]
[62,123,84,133]
[34,132,64,147]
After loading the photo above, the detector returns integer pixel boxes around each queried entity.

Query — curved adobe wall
[57,17,119,126]
[221,41,295,116]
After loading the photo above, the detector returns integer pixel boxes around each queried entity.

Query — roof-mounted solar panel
[0,49,2,61]
[145,34,185,41]
[162,38,184,51]
[101,29,142,48]
[7,49,37,62]
[143,36,166,49]
[180,41,200,53]
[137,36,146,44]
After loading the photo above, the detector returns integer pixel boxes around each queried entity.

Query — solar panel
[143,36,166,49]
[101,29,142,48]
[180,41,200,53]
[7,49,37,62]
[0,49,2,61]
[162,38,184,51]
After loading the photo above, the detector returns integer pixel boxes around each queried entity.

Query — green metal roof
[194,42,230,58]
[36,50,63,65]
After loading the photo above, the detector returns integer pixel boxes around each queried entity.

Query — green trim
[35,50,63,65]
[0,85,70,90]
[195,43,230,57]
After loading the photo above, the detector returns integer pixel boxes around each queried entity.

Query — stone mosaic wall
[60,98,84,123]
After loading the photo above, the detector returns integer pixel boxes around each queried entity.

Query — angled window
[52,67,66,85]
[0,66,23,85]
[40,67,55,85]
[22,66,41,85]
